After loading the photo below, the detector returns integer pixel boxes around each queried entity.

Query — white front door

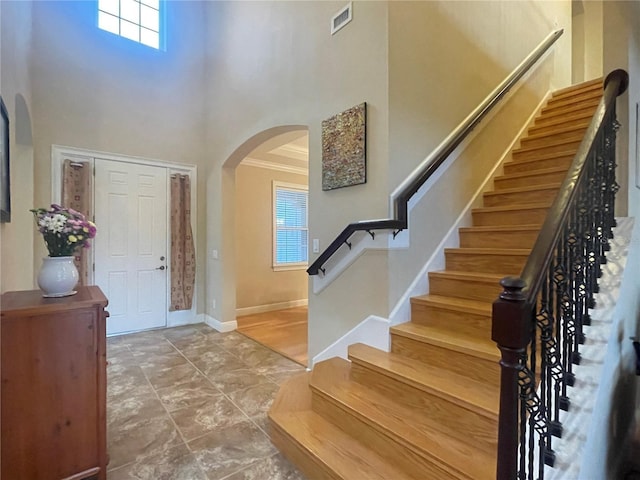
[94,159,168,335]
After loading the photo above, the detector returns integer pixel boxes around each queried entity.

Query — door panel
[95,159,168,335]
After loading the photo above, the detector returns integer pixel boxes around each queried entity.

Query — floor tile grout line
[106,326,300,477]
[162,331,281,476]
[162,333,275,450]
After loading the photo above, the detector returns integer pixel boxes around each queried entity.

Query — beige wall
[0,0,35,293]
[21,1,208,310]
[385,1,572,312]
[572,0,603,84]
[203,1,390,356]
[235,164,308,310]
[603,0,640,218]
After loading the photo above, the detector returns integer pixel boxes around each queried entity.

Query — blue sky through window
[98,0,162,49]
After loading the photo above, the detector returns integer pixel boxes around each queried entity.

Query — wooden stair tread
[513,137,582,155]
[391,322,499,362]
[532,110,595,127]
[495,166,569,180]
[458,224,541,233]
[507,149,577,164]
[484,182,561,196]
[312,358,495,480]
[528,119,591,135]
[523,123,589,141]
[428,270,504,286]
[551,77,602,97]
[444,247,530,256]
[411,293,492,315]
[540,99,600,117]
[270,409,418,480]
[349,343,499,419]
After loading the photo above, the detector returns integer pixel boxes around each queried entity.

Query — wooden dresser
[1,286,108,480]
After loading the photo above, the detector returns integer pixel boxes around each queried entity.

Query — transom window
[273,182,309,270]
[98,0,163,50]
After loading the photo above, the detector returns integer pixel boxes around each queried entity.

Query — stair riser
[472,207,549,226]
[546,89,602,106]
[411,302,491,336]
[444,251,527,274]
[349,362,498,457]
[503,156,573,175]
[427,276,503,303]
[512,141,581,161]
[459,229,539,249]
[310,392,460,480]
[541,98,600,115]
[494,170,567,190]
[520,130,587,149]
[270,424,340,480]
[483,187,559,208]
[537,103,599,123]
[551,80,602,99]
[528,119,591,136]
[391,335,500,388]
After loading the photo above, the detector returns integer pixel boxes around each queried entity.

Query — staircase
[269,78,604,480]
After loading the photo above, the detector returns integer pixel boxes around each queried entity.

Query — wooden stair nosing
[444,247,531,257]
[390,322,500,362]
[348,343,499,420]
[310,358,495,480]
[458,224,542,234]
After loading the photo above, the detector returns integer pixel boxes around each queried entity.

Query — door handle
[156,265,166,271]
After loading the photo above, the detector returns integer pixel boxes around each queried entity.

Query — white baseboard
[310,315,390,368]
[236,299,308,317]
[200,313,237,333]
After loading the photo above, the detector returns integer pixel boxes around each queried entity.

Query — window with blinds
[273,182,308,270]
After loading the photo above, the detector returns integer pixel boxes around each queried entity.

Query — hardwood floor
[237,307,308,366]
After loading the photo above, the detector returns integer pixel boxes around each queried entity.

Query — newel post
[492,277,531,480]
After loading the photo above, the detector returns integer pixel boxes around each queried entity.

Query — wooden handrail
[519,69,628,303]
[307,29,564,276]
[491,68,629,480]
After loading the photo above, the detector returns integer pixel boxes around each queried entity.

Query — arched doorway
[222,125,310,365]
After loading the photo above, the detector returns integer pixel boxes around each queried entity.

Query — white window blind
[273,182,308,269]
[98,0,163,50]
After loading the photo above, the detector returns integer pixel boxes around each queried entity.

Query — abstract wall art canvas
[322,102,366,191]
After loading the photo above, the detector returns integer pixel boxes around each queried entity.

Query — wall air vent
[331,2,352,35]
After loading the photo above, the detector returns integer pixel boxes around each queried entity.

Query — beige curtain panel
[61,159,93,286]
[170,174,196,311]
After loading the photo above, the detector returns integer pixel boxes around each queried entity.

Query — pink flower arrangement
[31,204,97,257]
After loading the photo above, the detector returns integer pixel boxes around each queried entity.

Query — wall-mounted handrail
[307,28,564,276]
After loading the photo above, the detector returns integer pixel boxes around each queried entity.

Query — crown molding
[269,143,308,162]
[242,157,308,176]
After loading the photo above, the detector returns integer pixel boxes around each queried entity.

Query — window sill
[273,264,308,272]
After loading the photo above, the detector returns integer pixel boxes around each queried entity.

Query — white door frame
[51,144,198,328]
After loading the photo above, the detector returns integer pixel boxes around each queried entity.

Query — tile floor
[106,323,308,479]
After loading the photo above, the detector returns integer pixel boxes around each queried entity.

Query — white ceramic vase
[37,256,79,297]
